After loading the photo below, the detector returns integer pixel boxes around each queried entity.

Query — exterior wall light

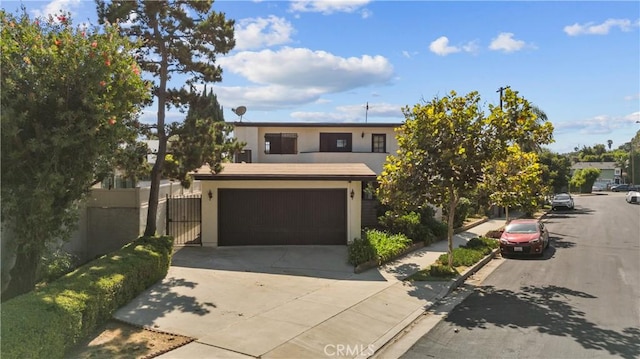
[208,189,213,201]
[350,189,355,199]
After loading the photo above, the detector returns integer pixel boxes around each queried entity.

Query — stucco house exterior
[571,162,622,188]
[193,163,376,247]
[230,122,401,175]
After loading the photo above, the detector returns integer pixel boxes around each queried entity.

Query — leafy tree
[378,89,553,268]
[570,168,601,193]
[97,0,236,236]
[481,145,546,219]
[538,149,572,194]
[378,91,490,268]
[165,88,243,187]
[1,10,149,299]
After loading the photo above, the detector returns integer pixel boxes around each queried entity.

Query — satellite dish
[232,106,247,121]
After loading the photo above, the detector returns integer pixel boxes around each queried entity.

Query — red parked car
[499,219,550,257]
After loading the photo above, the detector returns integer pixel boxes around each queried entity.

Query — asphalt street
[401,193,640,359]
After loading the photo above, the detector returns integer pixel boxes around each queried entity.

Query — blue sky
[4,0,640,154]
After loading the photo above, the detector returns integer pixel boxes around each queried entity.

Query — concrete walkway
[117,216,512,359]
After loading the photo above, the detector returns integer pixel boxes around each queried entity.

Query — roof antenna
[232,106,247,122]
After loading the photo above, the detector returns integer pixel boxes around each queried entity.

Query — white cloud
[289,0,371,15]
[218,47,394,93]
[554,112,640,135]
[429,36,461,56]
[31,0,82,19]
[564,18,639,36]
[624,93,640,101]
[290,102,404,122]
[235,16,295,51]
[489,32,528,53]
[429,36,479,56]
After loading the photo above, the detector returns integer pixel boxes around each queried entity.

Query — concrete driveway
[114,245,423,358]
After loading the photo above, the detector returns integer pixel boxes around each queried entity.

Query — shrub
[349,229,413,266]
[485,230,503,239]
[348,237,377,266]
[463,237,499,254]
[365,229,412,264]
[378,211,428,242]
[38,249,79,284]
[429,264,458,278]
[438,247,485,267]
[1,236,174,359]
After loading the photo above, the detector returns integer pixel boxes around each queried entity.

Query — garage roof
[192,163,377,181]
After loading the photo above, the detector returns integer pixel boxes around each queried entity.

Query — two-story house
[194,122,402,247]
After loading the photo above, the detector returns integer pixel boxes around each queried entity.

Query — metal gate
[166,194,202,246]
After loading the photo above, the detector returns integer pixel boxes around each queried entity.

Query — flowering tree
[1,9,150,299]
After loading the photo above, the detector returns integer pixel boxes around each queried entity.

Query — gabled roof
[192,163,377,181]
[229,121,402,128]
[571,162,618,170]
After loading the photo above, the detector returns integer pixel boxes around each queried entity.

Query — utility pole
[365,102,369,123]
[497,85,510,110]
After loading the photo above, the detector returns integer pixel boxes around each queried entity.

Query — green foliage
[463,237,500,254]
[97,0,237,236]
[166,89,244,186]
[443,196,473,228]
[347,238,377,266]
[428,264,459,278]
[482,144,546,218]
[1,9,150,298]
[378,207,447,244]
[0,236,173,359]
[377,88,553,268]
[436,236,498,267]
[437,247,485,267]
[348,230,412,266]
[37,249,79,284]
[570,168,601,193]
[539,149,572,194]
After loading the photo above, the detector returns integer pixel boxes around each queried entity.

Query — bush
[464,236,500,254]
[484,230,503,239]
[38,249,79,284]
[366,229,412,264]
[1,236,174,359]
[348,229,412,266]
[347,237,377,266]
[437,236,499,267]
[438,248,485,267]
[378,211,428,242]
[429,263,458,278]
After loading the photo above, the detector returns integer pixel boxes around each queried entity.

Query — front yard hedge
[1,235,174,359]
[348,229,412,266]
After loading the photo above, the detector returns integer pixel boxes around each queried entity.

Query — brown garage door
[218,189,347,246]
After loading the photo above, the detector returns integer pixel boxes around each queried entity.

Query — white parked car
[626,191,640,204]
[551,193,574,210]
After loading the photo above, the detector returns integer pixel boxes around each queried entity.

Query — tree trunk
[2,246,41,302]
[447,188,458,269]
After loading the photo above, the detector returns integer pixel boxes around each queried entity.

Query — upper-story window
[265,133,297,154]
[372,134,386,153]
[320,133,352,152]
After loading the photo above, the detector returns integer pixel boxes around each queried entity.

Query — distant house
[570,162,622,188]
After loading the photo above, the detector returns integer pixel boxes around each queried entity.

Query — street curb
[436,248,499,299]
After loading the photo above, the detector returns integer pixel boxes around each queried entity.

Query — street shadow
[547,206,595,219]
[442,285,640,359]
[551,235,577,249]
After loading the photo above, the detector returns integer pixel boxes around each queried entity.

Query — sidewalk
[155,215,512,359]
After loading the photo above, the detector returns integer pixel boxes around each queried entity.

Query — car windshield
[554,194,570,200]
[505,223,538,234]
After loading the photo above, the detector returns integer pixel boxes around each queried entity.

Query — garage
[194,163,376,247]
[218,188,346,246]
